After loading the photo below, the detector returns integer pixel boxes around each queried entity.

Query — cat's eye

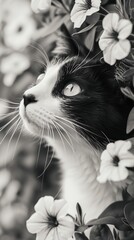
[62,83,81,97]
[36,73,45,84]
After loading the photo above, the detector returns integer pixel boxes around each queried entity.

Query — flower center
[86,0,92,8]
[113,156,120,166]
[112,30,119,40]
[48,215,59,228]
[81,0,92,10]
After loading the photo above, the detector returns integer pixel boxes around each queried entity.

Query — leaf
[113,228,121,240]
[87,201,131,231]
[116,0,124,15]
[127,183,134,198]
[34,15,69,39]
[84,27,97,51]
[105,4,117,12]
[73,13,100,35]
[99,201,126,219]
[126,107,134,134]
[121,87,134,101]
[87,216,129,231]
[130,0,134,18]
[124,201,134,229]
[124,68,134,79]
[76,203,83,225]
[101,0,109,5]
[86,13,100,25]
[75,232,89,240]
[90,225,114,240]
[72,24,95,35]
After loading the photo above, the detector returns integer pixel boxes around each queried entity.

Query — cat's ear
[52,25,83,57]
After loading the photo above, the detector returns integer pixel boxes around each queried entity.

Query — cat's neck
[46,136,119,221]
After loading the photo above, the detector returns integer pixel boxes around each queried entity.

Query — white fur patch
[19,61,121,221]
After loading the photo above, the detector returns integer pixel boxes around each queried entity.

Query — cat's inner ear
[52,25,79,57]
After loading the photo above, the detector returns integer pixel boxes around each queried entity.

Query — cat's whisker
[0,116,20,146]
[32,56,47,69]
[55,115,104,144]
[73,51,102,73]
[11,123,23,162]
[33,41,50,64]
[52,121,67,153]
[54,187,62,200]
[55,115,100,151]
[0,98,19,105]
[38,125,55,178]
[35,124,45,168]
[39,149,54,178]
[5,118,21,163]
[0,114,19,132]
[0,105,19,110]
[29,43,49,66]
[101,131,110,143]
[72,51,91,72]
[0,111,18,120]
[53,119,75,154]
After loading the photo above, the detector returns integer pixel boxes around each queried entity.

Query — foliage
[0,0,134,240]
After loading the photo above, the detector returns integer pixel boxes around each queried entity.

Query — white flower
[99,13,133,65]
[97,140,134,183]
[71,0,101,28]
[26,196,74,240]
[31,0,51,13]
[1,0,32,25]
[4,16,36,50]
[0,53,30,86]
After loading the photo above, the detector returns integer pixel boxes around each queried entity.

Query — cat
[19,34,133,222]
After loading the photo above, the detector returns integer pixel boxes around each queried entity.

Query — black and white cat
[19,36,132,221]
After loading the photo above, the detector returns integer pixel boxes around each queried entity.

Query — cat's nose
[23,94,37,107]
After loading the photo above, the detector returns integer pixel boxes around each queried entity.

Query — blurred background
[0,0,61,239]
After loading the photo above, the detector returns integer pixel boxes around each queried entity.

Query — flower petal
[35,196,54,216]
[103,13,119,32]
[36,227,54,240]
[31,0,39,13]
[99,30,114,51]
[115,140,132,155]
[92,0,101,8]
[86,7,100,17]
[101,149,112,162]
[26,212,48,234]
[97,174,108,183]
[110,166,128,181]
[57,220,74,239]
[31,0,51,13]
[53,227,60,240]
[57,203,69,219]
[118,19,133,40]
[119,153,134,167]
[112,39,131,60]
[71,5,87,28]
[97,166,115,183]
[58,216,74,231]
[50,199,67,217]
[106,142,117,156]
[103,41,117,65]
[38,0,51,11]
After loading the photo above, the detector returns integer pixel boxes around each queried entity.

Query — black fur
[52,57,133,149]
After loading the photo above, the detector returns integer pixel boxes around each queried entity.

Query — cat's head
[19,31,133,149]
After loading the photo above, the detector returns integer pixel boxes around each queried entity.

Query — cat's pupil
[70,85,73,91]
